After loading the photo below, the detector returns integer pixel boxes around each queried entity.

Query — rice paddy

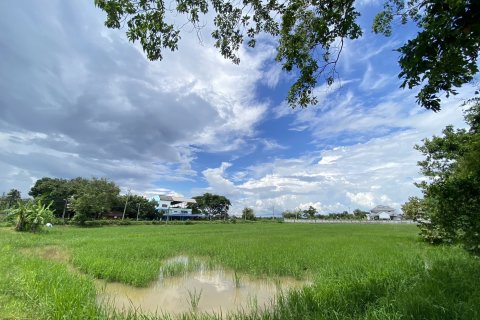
[0,223,479,319]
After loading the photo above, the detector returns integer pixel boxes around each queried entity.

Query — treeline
[282,206,369,220]
[1,180,237,225]
[1,177,159,222]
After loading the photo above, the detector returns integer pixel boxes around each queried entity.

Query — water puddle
[96,256,308,316]
[24,249,308,317]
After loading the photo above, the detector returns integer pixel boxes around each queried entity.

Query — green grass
[0,223,479,319]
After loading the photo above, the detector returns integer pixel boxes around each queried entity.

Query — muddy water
[96,256,307,316]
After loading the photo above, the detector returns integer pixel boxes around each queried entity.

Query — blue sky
[0,0,474,216]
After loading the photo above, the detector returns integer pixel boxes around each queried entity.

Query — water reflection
[96,256,307,316]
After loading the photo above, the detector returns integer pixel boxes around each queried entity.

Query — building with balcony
[155,195,204,220]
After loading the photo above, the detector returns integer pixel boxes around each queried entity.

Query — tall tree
[112,195,159,220]
[401,196,426,220]
[282,209,302,219]
[192,193,231,220]
[303,206,317,219]
[241,207,255,221]
[414,103,480,254]
[95,0,478,109]
[29,177,92,219]
[29,177,71,217]
[5,189,21,208]
[0,193,5,211]
[353,209,368,219]
[70,178,120,222]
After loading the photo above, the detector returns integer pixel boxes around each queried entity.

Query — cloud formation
[0,0,271,196]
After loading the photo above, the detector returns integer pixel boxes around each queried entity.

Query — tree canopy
[401,196,426,220]
[112,194,159,220]
[303,206,317,219]
[70,178,120,222]
[4,189,22,208]
[352,209,368,219]
[29,177,119,221]
[191,193,231,219]
[95,0,479,110]
[29,177,72,217]
[282,209,302,219]
[373,0,480,111]
[28,176,161,222]
[413,102,480,254]
[241,207,255,220]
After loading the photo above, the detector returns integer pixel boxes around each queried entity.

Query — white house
[368,205,402,220]
[153,195,203,220]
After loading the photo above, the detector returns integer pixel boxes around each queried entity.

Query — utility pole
[166,204,170,225]
[272,204,275,220]
[136,203,140,221]
[122,189,131,220]
[62,198,68,221]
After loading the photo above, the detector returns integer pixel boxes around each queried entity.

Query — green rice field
[1,223,479,319]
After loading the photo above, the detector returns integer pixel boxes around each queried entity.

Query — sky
[0,0,475,216]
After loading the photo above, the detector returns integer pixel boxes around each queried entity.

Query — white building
[153,195,203,220]
[368,205,402,220]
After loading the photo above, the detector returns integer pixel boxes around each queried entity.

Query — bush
[418,220,454,245]
[117,219,132,225]
[82,220,104,228]
[74,219,169,227]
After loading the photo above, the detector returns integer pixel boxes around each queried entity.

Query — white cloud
[0,0,274,195]
[355,0,382,7]
[360,64,391,91]
[318,155,342,165]
[202,162,237,194]
[198,134,417,215]
[197,86,473,216]
[259,138,289,151]
[346,192,376,208]
[262,63,283,88]
[297,201,324,211]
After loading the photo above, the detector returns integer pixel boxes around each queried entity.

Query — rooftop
[159,195,197,204]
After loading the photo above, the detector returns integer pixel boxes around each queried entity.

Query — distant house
[368,205,402,221]
[155,195,204,221]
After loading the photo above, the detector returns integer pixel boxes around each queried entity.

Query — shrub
[418,220,454,245]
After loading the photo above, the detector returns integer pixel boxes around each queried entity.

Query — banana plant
[8,200,54,232]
